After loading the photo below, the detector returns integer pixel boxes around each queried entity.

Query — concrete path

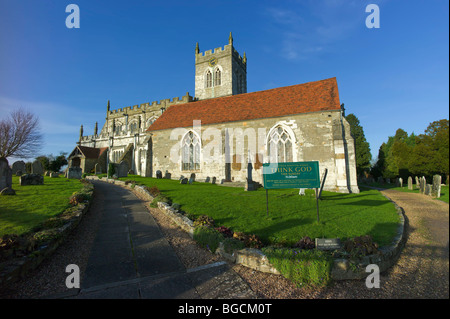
[68,181,256,299]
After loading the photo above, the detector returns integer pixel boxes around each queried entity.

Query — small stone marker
[415,176,420,189]
[180,178,188,184]
[398,177,403,188]
[315,238,341,251]
[164,170,171,179]
[205,176,210,183]
[212,177,216,184]
[156,170,162,179]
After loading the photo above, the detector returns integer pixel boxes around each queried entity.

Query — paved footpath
[66,181,256,299]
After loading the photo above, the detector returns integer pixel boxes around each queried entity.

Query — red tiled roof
[77,146,108,159]
[147,77,341,132]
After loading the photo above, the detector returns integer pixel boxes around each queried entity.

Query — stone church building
[70,33,359,193]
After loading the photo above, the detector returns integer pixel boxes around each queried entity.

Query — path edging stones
[87,176,407,280]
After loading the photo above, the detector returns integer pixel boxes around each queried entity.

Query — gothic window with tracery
[214,68,221,86]
[205,70,212,88]
[182,131,201,170]
[268,126,293,163]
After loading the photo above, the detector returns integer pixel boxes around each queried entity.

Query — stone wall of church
[149,110,359,193]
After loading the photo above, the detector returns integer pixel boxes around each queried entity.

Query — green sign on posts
[263,161,320,189]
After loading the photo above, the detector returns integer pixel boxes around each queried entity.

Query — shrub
[232,231,248,242]
[262,247,333,288]
[107,163,115,178]
[245,234,264,249]
[150,194,170,207]
[343,235,379,257]
[193,215,215,228]
[215,226,233,238]
[146,186,161,197]
[193,226,224,253]
[293,236,315,250]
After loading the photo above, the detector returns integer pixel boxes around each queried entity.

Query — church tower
[195,32,247,100]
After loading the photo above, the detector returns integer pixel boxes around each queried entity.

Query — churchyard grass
[362,182,449,203]
[0,176,85,237]
[121,176,400,247]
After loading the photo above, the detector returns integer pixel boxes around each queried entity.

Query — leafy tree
[35,152,68,172]
[345,113,372,175]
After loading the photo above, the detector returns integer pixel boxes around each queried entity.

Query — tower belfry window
[214,68,221,86]
[206,70,212,88]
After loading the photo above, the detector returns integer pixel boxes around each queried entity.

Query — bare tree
[0,108,43,159]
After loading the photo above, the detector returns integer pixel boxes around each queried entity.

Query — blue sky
[0,0,448,163]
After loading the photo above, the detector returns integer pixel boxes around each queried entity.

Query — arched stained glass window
[268,126,294,163]
[182,131,201,170]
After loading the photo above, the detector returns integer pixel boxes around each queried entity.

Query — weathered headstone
[20,173,44,185]
[205,176,210,183]
[245,162,257,191]
[419,177,426,194]
[31,160,44,175]
[415,176,420,189]
[408,176,413,190]
[164,170,171,179]
[188,177,194,184]
[94,163,102,174]
[432,175,442,198]
[399,177,403,188]
[67,167,82,179]
[189,173,196,182]
[211,177,216,184]
[180,178,188,184]
[11,160,26,175]
[117,161,128,178]
[156,170,162,179]
[0,157,13,191]
[424,184,431,196]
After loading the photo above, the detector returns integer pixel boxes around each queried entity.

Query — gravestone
[415,176,420,189]
[315,238,341,251]
[164,170,171,179]
[189,173,196,182]
[67,167,82,179]
[212,177,216,184]
[245,162,257,191]
[11,160,26,175]
[94,163,102,174]
[156,170,162,179]
[179,175,185,181]
[31,160,44,175]
[188,177,194,184]
[419,177,426,194]
[50,172,59,178]
[432,175,442,198]
[0,157,13,191]
[408,176,413,190]
[205,176,210,183]
[117,161,128,178]
[180,178,188,184]
[20,173,44,185]
[424,184,431,196]
[399,177,403,188]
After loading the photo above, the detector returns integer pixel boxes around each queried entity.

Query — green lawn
[0,176,85,237]
[121,176,400,247]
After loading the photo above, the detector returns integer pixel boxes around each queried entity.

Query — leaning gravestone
[117,161,128,178]
[180,178,188,184]
[408,176,413,190]
[31,160,44,175]
[11,160,26,175]
[432,175,442,198]
[67,167,82,179]
[156,170,162,179]
[0,157,13,191]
